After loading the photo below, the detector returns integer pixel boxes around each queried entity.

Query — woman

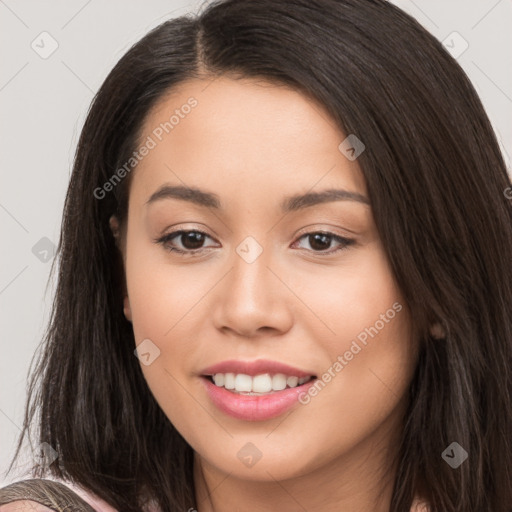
[2,0,511,511]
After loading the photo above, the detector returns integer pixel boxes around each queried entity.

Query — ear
[123,295,133,323]
[109,214,131,321]
[429,322,446,339]
[109,214,120,245]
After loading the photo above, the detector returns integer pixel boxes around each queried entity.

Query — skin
[111,76,423,512]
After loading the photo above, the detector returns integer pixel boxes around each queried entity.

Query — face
[114,76,418,483]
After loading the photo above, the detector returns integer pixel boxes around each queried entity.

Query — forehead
[131,76,368,207]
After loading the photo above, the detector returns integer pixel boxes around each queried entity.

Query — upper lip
[200,359,317,378]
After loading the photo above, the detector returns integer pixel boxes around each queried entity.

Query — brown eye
[293,232,354,254]
[178,231,206,250]
[308,233,332,251]
[157,230,217,254]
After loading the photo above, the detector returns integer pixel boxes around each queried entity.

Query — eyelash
[154,229,355,257]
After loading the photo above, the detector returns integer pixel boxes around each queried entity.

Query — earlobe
[123,295,132,322]
[110,214,129,320]
[429,322,446,339]
[109,215,120,244]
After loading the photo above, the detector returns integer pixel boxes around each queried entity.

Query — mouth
[201,373,317,395]
[199,362,318,421]
[199,359,318,420]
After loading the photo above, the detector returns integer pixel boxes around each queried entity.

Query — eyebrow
[145,184,370,212]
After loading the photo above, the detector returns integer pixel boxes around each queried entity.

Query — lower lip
[201,376,316,421]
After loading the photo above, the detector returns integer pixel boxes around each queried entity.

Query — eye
[292,231,354,254]
[155,230,218,255]
[155,229,354,256]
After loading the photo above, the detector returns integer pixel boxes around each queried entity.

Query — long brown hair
[5,1,512,510]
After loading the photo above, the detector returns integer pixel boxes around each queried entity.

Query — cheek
[124,265,199,437]
[295,311,415,479]
[287,244,416,449]
[291,240,409,353]
[327,246,416,400]
[124,237,210,343]
[123,238,216,427]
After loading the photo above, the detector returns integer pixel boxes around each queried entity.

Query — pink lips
[200,359,317,421]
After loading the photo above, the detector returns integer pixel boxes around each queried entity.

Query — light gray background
[1,0,511,486]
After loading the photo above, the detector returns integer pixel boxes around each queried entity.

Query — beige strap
[0,479,96,512]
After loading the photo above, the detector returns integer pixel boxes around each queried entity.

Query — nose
[212,240,294,339]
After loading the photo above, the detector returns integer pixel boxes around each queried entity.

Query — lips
[200,359,317,421]
[200,359,316,378]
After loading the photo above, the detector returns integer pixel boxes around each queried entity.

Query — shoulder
[0,478,161,512]
[0,478,101,511]
[0,500,56,511]
[43,478,119,512]
[0,500,60,511]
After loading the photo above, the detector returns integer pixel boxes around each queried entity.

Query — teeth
[234,374,252,392]
[224,373,235,389]
[252,374,272,393]
[210,373,313,393]
[213,373,224,387]
[272,373,287,391]
[287,376,299,387]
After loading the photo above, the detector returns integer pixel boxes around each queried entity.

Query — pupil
[310,233,331,251]
[183,231,204,249]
